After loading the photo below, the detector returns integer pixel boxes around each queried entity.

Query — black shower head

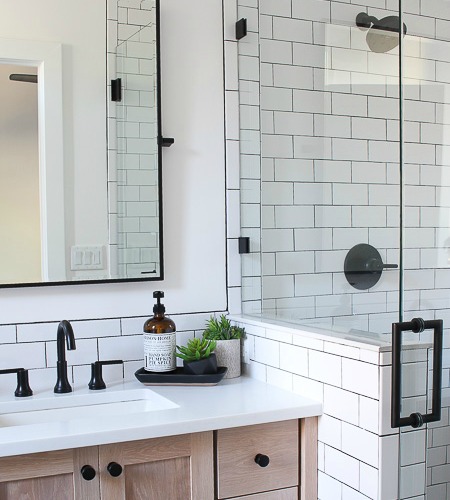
[356,12,407,53]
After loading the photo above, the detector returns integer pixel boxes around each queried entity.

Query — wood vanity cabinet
[0,432,213,500]
[0,417,317,500]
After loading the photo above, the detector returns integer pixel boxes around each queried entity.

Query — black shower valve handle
[88,360,124,390]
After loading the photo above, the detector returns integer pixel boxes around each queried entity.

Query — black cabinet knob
[107,461,123,477]
[80,465,96,481]
[254,453,270,467]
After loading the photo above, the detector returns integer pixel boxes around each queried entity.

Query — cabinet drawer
[216,420,299,499]
[227,486,298,499]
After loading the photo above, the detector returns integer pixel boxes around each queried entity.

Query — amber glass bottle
[143,291,176,372]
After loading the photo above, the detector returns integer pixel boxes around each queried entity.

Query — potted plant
[202,315,245,379]
[176,338,217,375]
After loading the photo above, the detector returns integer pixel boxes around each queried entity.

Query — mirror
[0,0,163,287]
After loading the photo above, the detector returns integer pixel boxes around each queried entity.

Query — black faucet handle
[0,368,33,397]
[88,360,123,390]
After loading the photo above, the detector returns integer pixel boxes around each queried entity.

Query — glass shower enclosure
[241,0,450,497]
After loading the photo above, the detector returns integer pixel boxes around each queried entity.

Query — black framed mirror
[0,0,164,287]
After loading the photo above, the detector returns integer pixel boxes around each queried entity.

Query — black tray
[134,367,228,386]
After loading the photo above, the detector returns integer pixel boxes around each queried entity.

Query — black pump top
[153,291,166,314]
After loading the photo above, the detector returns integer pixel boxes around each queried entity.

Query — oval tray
[134,366,228,386]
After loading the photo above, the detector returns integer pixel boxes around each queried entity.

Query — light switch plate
[71,246,104,271]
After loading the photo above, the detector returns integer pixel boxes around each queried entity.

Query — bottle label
[144,332,176,372]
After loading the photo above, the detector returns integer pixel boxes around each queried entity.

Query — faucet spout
[54,320,76,394]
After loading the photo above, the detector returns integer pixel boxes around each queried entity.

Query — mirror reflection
[0,0,162,287]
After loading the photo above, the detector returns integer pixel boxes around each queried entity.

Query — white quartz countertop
[0,376,321,457]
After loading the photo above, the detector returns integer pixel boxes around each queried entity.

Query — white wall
[0,0,227,323]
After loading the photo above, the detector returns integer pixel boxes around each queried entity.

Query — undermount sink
[0,388,178,428]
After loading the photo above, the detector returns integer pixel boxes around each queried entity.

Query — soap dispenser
[143,291,176,372]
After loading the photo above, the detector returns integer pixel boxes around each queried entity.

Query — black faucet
[54,320,76,393]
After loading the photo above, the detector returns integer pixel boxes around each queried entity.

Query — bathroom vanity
[0,377,321,500]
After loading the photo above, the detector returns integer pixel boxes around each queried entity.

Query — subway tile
[253,336,280,367]
[341,422,379,468]
[276,251,314,274]
[295,228,332,250]
[239,55,260,81]
[309,350,342,386]
[318,471,343,500]
[318,414,342,450]
[272,17,312,43]
[293,89,331,114]
[275,159,314,181]
[359,462,379,500]
[0,343,46,370]
[262,275,295,299]
[260,39,292,64]
[0,325,16,344]
[333,184,368,205]
[294,183,332,205]
[333,139,368,162]
[274,111,313,136]
[314,160,352,183]
[399,462,426,499]
[333,228,368,250]
[342,358,379,399]
[266,366,293,391]
[293,374,324,402]
[261,228,294,252]
[332,93,367,117]
[323,385,359,425]
[17,322,59,343]
[292,0,330,23]
[275,206,315,228]
[293,42,330,69]
[99,335,143,362]
[238,5,258,32]
[259,0,291,17]
[240,104,260,130]
[379,434,399,499]
[315,206,352,227]
[324,445,360,490]
[295,273,333,296]
[273,64,314,90]
[315,114,351,138]
[315,250,348,273]
[359,395,379,434]
[279,343,308,376]
[294,135,332,159]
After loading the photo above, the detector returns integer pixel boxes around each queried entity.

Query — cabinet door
[0,447,100,500]
[99,432,214,500]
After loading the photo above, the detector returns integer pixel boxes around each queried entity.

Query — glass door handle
[391,318,443,428]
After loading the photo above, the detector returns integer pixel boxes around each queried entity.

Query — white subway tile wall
[236,0,450,497]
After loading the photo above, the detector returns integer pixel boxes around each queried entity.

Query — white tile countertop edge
[0,376,322,457]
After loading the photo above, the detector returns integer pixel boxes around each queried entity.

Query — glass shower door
[398,1,449,497]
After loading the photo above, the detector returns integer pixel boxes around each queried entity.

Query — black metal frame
[1,0,164,289]
[391,318,443,428]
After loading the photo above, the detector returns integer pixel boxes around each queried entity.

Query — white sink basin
[0,388,178,428]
